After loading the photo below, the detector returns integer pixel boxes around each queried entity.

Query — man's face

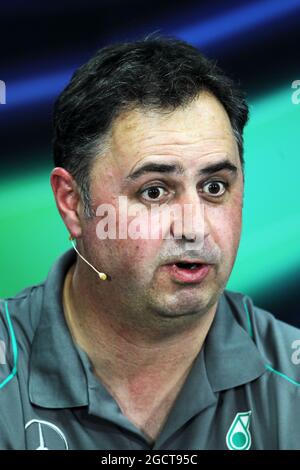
[80,92,244,320]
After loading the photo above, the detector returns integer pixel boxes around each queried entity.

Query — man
[1,37,300,450]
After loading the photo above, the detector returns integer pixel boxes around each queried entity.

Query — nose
[170,189,205,243]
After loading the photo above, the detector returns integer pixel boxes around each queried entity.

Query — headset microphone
[69,234,111,281]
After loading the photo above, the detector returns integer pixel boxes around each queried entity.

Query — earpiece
[69,234,111,281]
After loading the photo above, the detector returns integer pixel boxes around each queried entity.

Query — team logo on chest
[25,419,69,450]
[226,411,252,450]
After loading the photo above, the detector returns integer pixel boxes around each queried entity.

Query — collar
[29,249,89,408]
[29,250,266,411]
[204,291,266,392]
[153,292,266,447]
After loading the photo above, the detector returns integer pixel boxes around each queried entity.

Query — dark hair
[53,35,249,217]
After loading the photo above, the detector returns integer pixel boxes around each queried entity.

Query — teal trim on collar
[0,301,18,389]
[242,298,300,388]
[265,363,300,387]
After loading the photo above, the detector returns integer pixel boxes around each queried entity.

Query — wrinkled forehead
[92,92,240,183]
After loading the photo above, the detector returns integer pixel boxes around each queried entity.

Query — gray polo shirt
[1,249,300,450]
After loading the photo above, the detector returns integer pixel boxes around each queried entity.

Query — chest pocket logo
[226,411,252,450]
[25,419,69,450]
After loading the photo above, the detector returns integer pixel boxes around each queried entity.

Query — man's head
[51,36,249,325]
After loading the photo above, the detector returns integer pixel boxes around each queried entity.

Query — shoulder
[224,289,300,389]
[0,283,45,390]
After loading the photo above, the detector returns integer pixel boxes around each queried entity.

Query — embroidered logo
[226,411,252,450]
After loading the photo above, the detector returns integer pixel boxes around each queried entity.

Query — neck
[63,260,218,397]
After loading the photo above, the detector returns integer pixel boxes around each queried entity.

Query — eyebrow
[125,159,238,182]
[199,160,238,176]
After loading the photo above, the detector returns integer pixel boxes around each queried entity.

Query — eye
[140,185,167,202]
[202,180,228,197]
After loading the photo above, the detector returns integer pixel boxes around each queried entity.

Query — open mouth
[163,261,211,284]
[174,262,202,270]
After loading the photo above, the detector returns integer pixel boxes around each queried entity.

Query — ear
[50,167,83,239]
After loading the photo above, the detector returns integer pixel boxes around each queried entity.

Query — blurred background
[0,0,299,326]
